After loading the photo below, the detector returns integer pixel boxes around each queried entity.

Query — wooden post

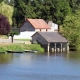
[47,43,50,53]
[55,43,56,52]
[61,43,63,52]
[66,43,69,52]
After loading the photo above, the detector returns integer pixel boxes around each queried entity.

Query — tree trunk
[11,35,14,43]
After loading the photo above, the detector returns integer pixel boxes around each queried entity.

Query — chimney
[48,21,53,27]
[25,18,27,21]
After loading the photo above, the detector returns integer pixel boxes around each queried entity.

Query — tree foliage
[0,2,14,25]
[69,0,80,12]
[60,10,80,50]
[52,0,71,25]
[13,0,27,27]
[0,14,10,35]
[13,0,72,26]
[1,0,80,26]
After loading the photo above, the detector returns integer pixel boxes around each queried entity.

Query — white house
[48,21,58,32]
[13,19,58,39]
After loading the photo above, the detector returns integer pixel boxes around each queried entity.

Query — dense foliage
[60,10,80,50]
[0,14,10,35]
[0,2,14,25]
[13,0,72,26]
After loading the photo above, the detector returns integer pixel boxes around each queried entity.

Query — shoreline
[0,43,44,53]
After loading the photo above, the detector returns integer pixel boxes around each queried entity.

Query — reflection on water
[0,53,13,64]
[0,52,80,80]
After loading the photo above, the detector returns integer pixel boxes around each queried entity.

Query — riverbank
[0,43,44,53]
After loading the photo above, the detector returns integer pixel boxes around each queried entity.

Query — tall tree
[13,0,72,26]
[0,0,3,2]
[31,0,43,18]
[31,0,71,24]
[69,0,80,12]
[13,0,27,27]
[60,10,80,50]
[0,2,14,25]
[52,0,71,25]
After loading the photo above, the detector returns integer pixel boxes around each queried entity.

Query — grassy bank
[0,43,44,53]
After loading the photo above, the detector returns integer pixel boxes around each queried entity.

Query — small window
[46,29,48,32]
[40,29,41,31]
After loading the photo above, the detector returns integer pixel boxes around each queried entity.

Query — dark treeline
[2,0,79,26]
[7,0,79,26]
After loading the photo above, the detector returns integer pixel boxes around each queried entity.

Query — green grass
[0,35,8,39]
[0,44,44,53]
[14,39,30,41]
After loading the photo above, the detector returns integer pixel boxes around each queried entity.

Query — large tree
[60,10,80,50]
[13,0,74,26]
[13,0,37,27]
[69,0,80,12]
[13,0,27,27]
[51,0,71,25]
[0,14,10,35]
[0,2,14,25]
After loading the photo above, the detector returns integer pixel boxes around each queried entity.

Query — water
[0,52,80,80]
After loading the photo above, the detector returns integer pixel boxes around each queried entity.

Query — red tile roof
[26,19,51,29]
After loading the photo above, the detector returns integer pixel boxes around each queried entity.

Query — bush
[0,14,10,35]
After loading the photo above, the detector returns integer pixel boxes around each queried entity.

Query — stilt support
[61,43,63,52]
[47,43,50,53]
[55,43,56,52]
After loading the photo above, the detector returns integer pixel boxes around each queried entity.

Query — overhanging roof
[34,32,68,43]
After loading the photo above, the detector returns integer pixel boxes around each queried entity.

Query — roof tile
[37,32,68,42]
[27,19,50,29]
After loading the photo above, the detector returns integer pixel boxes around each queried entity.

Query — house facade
[13,19,58,39]
[48,21,58,32]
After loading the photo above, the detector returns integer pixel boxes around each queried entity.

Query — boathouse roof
[32,32,68,43]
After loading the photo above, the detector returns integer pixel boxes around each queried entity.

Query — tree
[13,0,72,26]
[41,0,54,21]
[0,14,10,35]
[8,0,14,6]
[31,0,71,24]
[0,0,3,2]
[69,0,80,12]
[13,0,27,27]
[60,10,80,50]
[52,0,71,25]
[9,28,19,43]
[0,2,14,25]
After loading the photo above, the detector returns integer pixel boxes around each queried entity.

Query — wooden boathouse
[31,32,69,52]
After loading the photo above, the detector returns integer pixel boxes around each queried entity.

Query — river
[0,51,80,80]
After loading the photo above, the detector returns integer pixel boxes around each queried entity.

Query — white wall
[35,29,48,32]
[9,21,58,39]
[13,31,36,39]
[48,21,58,32]
[51,23,58,31]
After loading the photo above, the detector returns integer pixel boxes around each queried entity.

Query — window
[40,29,41,31]
[46,29,48,32]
